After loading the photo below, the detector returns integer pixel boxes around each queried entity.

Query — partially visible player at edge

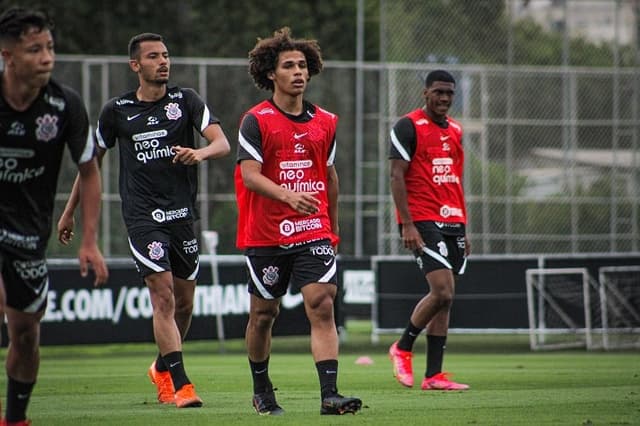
[387,69,471,391]
[235,27,362,415]
[0,7,108,425]
[57,32,230,408]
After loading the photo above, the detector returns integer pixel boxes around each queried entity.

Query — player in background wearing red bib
[388,70,471,391]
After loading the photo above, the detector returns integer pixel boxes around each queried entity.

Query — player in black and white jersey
[0,7,108,425]
[58,33,230,408]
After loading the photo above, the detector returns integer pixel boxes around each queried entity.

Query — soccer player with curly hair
[236,27,362,416]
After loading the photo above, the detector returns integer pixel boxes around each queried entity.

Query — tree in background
[0,0,381,60]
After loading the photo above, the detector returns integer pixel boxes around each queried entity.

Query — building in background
[514,0,637,46]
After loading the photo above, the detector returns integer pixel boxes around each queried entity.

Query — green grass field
[5,321,639,425]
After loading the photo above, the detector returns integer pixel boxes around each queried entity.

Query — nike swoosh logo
[127,113,141,121]
[169,361,182,368]
[281,287,304,309]
[17,393,30,400]
[294,132,308,140]
[323,258,333,266]
[440,135,450,141]
[255,368,267,374]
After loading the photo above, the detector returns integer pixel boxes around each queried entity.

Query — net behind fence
[527,266,640,351]
[598,266,640,350]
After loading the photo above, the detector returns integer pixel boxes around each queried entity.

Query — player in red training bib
[387,69,471,392]
[236,27,361,416]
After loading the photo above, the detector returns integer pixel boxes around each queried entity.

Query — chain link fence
[48,0,639,257]
[375,0,639,255]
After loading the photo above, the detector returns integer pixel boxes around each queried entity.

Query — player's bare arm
[57,148,107,245]
[76,158,108,286]
[241,159,320,215]
[327,165,339,234]
[57,210,75,246]
[173,123,230,165]
[390,158,424,251]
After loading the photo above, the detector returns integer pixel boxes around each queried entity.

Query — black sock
[315,359,338,400]
[163,351,190,391]
[426,335,447,378]
[155,353,168,372]
[249,358,272,394]
[6,376,35,422]
[397,321,423,351]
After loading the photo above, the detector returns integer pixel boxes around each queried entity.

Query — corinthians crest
[147,241,165,260]
[35,114,59,142]
[164,102,182,120]
[262,265,279,286]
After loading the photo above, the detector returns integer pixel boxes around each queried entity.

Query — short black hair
[425,70,455,87]
[128,32,163,59]
[0,7,53,46]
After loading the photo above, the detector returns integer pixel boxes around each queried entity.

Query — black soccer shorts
[127,222,199,280]
[0,246,49,313]
[403,221,467,275]
[245,239,338,299]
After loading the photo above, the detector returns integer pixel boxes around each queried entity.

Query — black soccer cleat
[320,394,362,415]
[252,388,285,416]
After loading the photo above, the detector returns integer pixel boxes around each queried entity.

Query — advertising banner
[40,257,310,345]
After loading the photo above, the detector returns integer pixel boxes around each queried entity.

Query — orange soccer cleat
[174,383,203,408]
[148,360,175,404]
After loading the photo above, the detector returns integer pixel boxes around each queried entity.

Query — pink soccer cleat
[388,341,414,387]
[421,372,469,391]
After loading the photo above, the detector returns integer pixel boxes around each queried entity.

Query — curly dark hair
[248,27,323,92]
